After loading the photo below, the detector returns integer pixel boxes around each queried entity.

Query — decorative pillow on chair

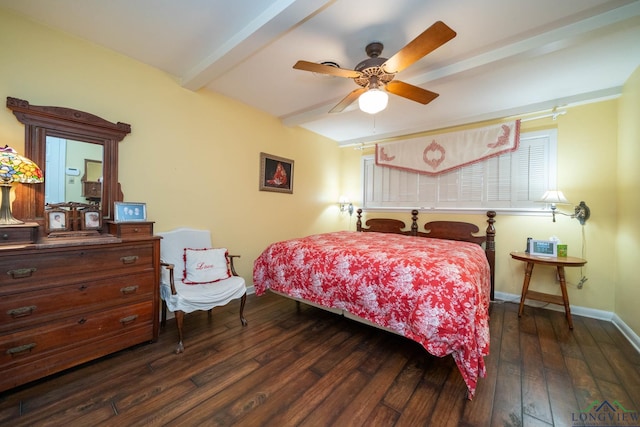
[183,247,231,284]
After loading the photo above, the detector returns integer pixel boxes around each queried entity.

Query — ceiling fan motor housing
[355,43,395,88]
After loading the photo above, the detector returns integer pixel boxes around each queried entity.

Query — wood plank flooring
[1,292,639,426]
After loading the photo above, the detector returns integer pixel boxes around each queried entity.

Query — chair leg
[240,293,248,326]
[174,310,185,354]
[161,300,167,328]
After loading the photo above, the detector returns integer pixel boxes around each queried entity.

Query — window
[362,129,557,211]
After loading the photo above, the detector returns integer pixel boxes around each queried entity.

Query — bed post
[485,211,496,301]
[356,208,363,231]
[410,209,419,236]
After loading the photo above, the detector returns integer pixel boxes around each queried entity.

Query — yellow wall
[616,67,640,333]
[0,9,345,280]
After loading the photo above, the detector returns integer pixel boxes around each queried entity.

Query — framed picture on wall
[114,202,147,222]
[259,152,294,194]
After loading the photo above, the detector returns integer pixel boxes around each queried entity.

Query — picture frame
[114,202,147,222]
[259,152,294,194]
[529,239,557,257]
[81,209,102,230]
[45,209,69,233]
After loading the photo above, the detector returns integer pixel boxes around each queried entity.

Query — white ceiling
[2,0,639,146]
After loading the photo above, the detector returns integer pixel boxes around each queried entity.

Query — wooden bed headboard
[356,209,496,300]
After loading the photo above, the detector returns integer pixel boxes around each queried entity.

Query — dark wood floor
[1,292,639,426]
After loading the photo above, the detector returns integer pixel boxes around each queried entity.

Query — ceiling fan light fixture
[358,88,388,114]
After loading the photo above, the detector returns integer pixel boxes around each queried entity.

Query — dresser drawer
[107,221,154,238]
[0,301,153,368]
[0,223,39,246]
[0,272,155,333]
[0,243,154,290]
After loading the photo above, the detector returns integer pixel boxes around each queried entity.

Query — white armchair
[157,228,247,353]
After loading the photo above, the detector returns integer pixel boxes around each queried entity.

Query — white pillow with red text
[183,247,230,284]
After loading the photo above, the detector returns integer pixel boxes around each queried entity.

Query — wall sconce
[538,190,590,225]
[0,145,44,225]
[339,196,354,216]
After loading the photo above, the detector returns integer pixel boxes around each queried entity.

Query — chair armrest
[160,260,177,295]
[228,254,241,276]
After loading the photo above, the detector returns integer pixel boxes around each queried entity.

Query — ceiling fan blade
[293,60,361,78]
[386,81,439,105]
[329,87,367,113]
[382,21,456,74]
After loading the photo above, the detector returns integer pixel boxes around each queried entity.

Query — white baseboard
[611,314,640,354]
[494,291,640,354]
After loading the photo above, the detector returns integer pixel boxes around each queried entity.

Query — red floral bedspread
[253,231,491,398]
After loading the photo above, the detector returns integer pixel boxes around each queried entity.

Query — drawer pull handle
[7,343,36,356]
[120,285,139,295]
[78,318,87,324]
[120,315,138,325]
[7,305,37,318]
[7,268,37,279]
[120,256,139,264]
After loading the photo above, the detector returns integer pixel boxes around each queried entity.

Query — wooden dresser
[0,233,160,392]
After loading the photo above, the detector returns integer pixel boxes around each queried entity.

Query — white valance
[376,120,520,175]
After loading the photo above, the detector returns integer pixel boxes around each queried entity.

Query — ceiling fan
[293,21,456,114]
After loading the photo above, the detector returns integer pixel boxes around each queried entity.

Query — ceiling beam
[181,0,334,90]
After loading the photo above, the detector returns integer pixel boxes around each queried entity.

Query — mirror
[6,97,131,225]
[44,138,104,205]
[83,158,103,182]
[81,158,103,203]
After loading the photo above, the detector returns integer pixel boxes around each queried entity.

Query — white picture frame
[114,202,147,222]
[529,239,557,257]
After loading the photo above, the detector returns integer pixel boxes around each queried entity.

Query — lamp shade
[0,145,44,225]
[358,89,388,114]
[538,190,569,205]
[0,145,44,184]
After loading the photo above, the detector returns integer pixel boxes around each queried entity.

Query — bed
[253,209,496,399]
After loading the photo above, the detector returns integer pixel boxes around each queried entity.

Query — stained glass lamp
[0,145,44,225]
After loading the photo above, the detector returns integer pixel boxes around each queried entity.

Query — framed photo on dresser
[114,202,147,222]
[81,209,102,230]
[45,209,69,233]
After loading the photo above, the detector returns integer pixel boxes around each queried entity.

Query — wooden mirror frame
[6,97,131,225]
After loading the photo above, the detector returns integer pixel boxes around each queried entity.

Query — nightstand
[510,251,587,329]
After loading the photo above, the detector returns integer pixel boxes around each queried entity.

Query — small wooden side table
[510,251,587,329]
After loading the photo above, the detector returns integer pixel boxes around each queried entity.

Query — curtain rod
[349,109,567,150]
[520,109,567,122]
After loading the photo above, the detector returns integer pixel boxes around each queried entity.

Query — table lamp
[0,145,44,225]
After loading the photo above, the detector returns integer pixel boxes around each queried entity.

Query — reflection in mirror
[45,137,104,206]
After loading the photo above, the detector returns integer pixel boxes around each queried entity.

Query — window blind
[362,129,557,210]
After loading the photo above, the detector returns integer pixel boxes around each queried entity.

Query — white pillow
[183,247,230,284]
